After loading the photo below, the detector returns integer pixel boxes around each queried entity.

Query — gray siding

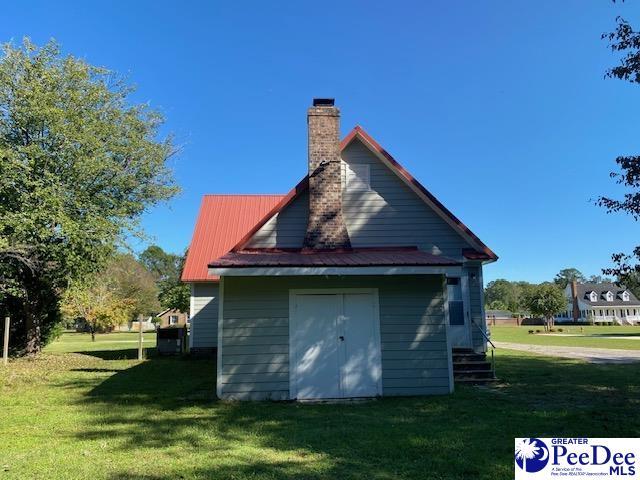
[221,277,290,400]
[465,265,486,351]
[246,138,474,260]
[219,275,450,400]
[190,283,219,349]
[245,191,308,248]
[341,140,470,259]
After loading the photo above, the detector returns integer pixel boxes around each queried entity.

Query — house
[156,308,189,328]
[182,99,497,400]
[557,281,640,325]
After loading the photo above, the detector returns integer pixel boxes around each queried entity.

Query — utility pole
[138,317,144,361]
[3,316,10,366]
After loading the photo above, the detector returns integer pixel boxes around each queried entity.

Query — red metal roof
[181,195,285,282]
[231,126,497,262]
[209,247,461,269]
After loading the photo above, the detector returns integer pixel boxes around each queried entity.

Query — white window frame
[346,163,371,192]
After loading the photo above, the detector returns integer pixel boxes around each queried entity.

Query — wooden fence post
[138,318,144,361]
[3,316,9,366]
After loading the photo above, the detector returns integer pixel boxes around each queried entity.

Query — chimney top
[312,98,335,107]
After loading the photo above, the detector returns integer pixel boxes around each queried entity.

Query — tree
[158,282,190,313]
[0,39,178,354]
[485,279,520,312]
[484,279,535,315]
[523,283,566,331]
[61,280,132,341]
[587,274,612,284]
[104,254,160,319]
[620,271,640,300]
[600,12,640,285]
[553,268,585,289]
[139,245,181,282]
[140,246,189,312]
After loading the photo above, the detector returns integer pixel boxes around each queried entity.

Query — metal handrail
[471,319,496,378]
[471,319,495,350]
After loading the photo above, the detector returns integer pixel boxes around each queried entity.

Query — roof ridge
[229,126,497,261]
[202,193,286,196]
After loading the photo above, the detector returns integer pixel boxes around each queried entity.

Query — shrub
[536,329,542,333]
[549,328,556,333]
[528,330,534,334]
[558,328,564,332]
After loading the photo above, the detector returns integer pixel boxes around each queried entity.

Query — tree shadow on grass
[69,353,640,480]
[75,348,158,360]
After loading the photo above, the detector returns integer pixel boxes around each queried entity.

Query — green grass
[490,325,640,350]
[44,332,158,356]
[1,334,639,479]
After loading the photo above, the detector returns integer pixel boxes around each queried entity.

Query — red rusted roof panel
[181,195,285,282]
[209,247,461,269]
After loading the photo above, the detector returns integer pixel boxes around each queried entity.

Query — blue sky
[3,1,639,284]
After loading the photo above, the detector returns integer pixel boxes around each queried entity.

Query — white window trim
[345,163,371,191]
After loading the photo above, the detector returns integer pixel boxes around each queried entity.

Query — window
[622,291,630,302]
[589,291,598,302]
[604,291,614,302]
[169,315,179,325]
[346,164,370,191]
[446,277,464,326]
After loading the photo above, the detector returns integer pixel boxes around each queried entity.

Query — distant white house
[556,282,640,325]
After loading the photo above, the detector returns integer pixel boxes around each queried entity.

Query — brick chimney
[303,99,351,250]
[571,280,580,322]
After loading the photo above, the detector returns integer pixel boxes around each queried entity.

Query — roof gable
[181,195,284,282]
[232,126,497,261]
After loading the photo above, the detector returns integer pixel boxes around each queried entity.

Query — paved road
[494,341,640,364]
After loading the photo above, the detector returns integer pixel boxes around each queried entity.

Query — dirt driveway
[494,341,640,364]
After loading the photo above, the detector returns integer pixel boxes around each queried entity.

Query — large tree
[600,11,640,284]
[553,268,586,289]
[61,254,159,340]
[523,283,566,331]
[61,280,132,342]
[0,39,178,354]
[104,254,160,319]
[140,245,189,313]
[484,279,535,315]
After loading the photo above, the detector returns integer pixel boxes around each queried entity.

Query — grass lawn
[1,334,639,479]
[490,325,640,350]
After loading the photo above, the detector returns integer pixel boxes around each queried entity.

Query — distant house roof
[208,247,461,269]
[181,195,285,282]
[574,283,640,307]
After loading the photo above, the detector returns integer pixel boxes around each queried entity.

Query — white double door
[291,290,382,400]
